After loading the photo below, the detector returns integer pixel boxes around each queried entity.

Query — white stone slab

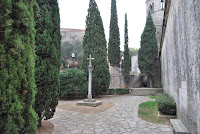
[170,119,190,134]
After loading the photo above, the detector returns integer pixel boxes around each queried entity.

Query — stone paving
[49,96,173,134]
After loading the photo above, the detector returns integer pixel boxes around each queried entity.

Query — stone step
[170,119,190,134]
[130,88,163,96]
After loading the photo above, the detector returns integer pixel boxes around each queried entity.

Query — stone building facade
[146,0,165,51]
[60,28,85,43]
[160,0,200,133]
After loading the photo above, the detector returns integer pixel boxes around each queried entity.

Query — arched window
[161,0,165,10]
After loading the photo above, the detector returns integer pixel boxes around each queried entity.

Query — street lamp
[72,53,75,68]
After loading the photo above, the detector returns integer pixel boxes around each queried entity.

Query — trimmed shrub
[60,69,88,98]
[106,89,115,95]
[156,93,176,115]
[116,88,130,95]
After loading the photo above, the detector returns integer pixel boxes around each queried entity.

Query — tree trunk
[38,118,42,128]
[149,78,153,88]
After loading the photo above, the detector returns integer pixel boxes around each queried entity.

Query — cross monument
[76,54,102,106]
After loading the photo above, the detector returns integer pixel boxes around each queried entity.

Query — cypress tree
[81,0,110,96]
[0,0,38,133]
[34,0,61,127]
[138,13,158,87]
[123,13,130,84]
[108,0,120,67]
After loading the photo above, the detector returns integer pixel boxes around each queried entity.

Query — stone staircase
[128,75,140,88]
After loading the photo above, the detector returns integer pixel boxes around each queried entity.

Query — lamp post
[72,53,75,68]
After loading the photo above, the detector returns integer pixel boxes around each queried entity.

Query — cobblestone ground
[49,96,173,134]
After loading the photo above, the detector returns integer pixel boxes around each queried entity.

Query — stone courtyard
[49,96,173,134]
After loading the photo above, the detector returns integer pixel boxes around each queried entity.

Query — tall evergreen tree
[34,0,61,127]
[138,13,158,87]
[108,0,120,67]
[0,1,38,133]
[81,0,110,96]
[123,13,130,84]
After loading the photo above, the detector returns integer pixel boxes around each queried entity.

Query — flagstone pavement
[49,96,174,134]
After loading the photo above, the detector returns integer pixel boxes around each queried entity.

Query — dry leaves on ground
[37,121,54,134]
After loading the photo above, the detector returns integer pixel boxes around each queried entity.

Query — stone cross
[86,54,94,100]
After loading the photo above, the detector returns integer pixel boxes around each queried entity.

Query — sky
[58,0,147,50]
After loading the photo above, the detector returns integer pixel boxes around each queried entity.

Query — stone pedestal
[77,100,102,107]
[87,95,92,100]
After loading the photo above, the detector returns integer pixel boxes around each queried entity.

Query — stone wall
[146,0,164,15]
[109,75,125,89]
[151,11,164,51]
[109,66,126,88]
[131,54,140,75]
[161,0,200,133]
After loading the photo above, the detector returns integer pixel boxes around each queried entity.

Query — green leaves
[60,69,88,97]
[81,0,110,96]
[138,13,158,76]
[34,0,61,126]
[61,40,83,66]
[123,13,130,84]
[108,0,120,67]
[156,93,176,115]
[0,0,38,133]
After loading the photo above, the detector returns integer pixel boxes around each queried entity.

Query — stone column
[87,54,94,101]
[88,63,93,100]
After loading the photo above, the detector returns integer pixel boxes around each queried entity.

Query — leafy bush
[60,69,87,98]
[106,88,130,95]
[106,89,115,95]
[156,93,176,115]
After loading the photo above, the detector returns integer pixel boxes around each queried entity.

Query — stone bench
[170,119,190,134]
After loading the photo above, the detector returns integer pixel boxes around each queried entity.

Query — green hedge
[116,88,130,95]
[60,69,88,98]
[156,93,176,115]
[106,89,115,95]
[106,88,130,95]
